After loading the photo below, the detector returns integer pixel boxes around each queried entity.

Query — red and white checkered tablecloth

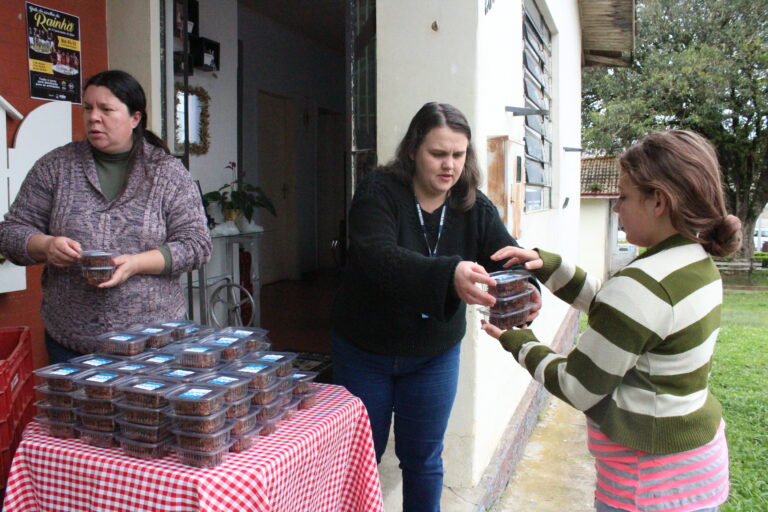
[2,383,383,512]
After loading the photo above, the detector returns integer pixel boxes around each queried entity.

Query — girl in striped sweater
[482,130,742,512]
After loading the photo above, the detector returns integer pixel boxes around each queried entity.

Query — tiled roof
[581,156,619,197]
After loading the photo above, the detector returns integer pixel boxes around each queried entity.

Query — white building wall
[578,199,611,281]
[378,0,584,487]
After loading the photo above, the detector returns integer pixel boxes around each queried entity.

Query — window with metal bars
[522,0,552,211]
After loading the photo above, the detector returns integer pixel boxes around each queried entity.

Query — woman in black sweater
[331,102,540,512]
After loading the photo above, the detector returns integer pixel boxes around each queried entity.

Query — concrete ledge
[474,307,581,511]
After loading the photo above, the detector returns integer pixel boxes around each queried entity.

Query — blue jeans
[45,331,83,364]
[595,501,719,512]
[331,333,460,512]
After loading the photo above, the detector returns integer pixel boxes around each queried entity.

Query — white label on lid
[50,367,80,376]
[185,347,210,353]
[208,376,237,385]
[141,328,163,334]
[146,355,173,364]
[232,330,254,337]
[211,337,238,346]
[134,382,166,391]
[86,373,118,383]
[179,388,212,399]
[109,335,135,342]
[260,354,283,362]
[240,364,268,374]
[165,369,194,378]
[163,322,184,327]
[119,365,144,372]
[83,358,112,367]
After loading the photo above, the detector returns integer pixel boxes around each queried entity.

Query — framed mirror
[175,83,210,155]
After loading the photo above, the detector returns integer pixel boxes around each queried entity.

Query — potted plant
[203,162,276,226]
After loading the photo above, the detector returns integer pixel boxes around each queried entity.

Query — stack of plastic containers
[80,250,118,286]
[30,321,321,467]
[484,270,534,329]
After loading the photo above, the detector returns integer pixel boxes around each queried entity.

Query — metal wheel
[208,282,256,327]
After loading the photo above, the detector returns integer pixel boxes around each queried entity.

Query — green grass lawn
[711,288,768,512]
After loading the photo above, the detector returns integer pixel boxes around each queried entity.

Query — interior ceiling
[240,0,346,53]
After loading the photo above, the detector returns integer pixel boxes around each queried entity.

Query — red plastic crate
[0,327,32,422]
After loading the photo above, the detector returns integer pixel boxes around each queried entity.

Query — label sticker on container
[141,328,163,334]
[164,369,194,378]
[50,367,81,376]
[86,372,119,383]
[109,334,135,342]
[82,358,113,367]
[240,364,268,374]
[179,388,212,399]
[260,354,283,362]
[185,347,210,353]
[210,337,238,346]
[146,355,173,364]
[118,364,144,372]
[135,381,166,391]
[163,322,184,327]
[208,376,237,385]
[292,373,307,380]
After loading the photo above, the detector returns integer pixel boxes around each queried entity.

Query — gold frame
[174,83,210,155]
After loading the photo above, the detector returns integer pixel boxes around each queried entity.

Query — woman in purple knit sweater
[0,70,211,361]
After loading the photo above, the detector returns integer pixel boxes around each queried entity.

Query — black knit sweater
[331,171,522,357]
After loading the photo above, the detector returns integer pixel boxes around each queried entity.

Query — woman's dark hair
[385,102,480,211]
[84,69,170,154]
[618,130,742,257]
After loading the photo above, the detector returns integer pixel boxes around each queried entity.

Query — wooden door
[258,91,298,284]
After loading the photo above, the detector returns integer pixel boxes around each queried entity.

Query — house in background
[579,156,638,281]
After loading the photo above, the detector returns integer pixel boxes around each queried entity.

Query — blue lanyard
[415,199,447,258]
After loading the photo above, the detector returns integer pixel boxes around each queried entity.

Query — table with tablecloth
[2,383,383,512]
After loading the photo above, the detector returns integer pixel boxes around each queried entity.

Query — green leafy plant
[202,162,276,224]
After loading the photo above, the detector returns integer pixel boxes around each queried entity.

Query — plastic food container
[116,376,179,408]
[76,410,119,432]
[276,389,293,408]
[258,415,281,436]
[200,335,248,361]
[225,391,255,418]
[489,270,530,298]
[249,379,280,406]
[74,370,129,399]
[70,353,126,368]
[177,345,225,369]
[277,373,296,393]
[160,321,215,341]
[172,441,233,468]
[106,360,160,376]
[166,384,228,416]
[34,384,76,407]
[149,366,214,384]
[128,325,176,349]
[81,249,118,267]
[172,423,232,452]
[33,363,89,392]
[490,288,533,314]
[291,371,318,395]
[222,360,280,390]
[35,415,79,438]
[116,417,171,443]
[116,435,171,460]
[135,352,177,367]
[82,265,116,285]
[35,400,77,423]
[485,304,533,329]
[255,397,282,421]
[115,400,168,426]
[282,397,301,421]
[77,426,118,448]
[219,326,270,352]
[296,387,319,410]
[73,390,117,415]
[230,408,260,435]
[230,424,263,452]
[96,332,149,356]
[246,352,297,377]
[200,373,251,402]
[166,407,229,434]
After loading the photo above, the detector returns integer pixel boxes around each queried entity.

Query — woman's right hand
[453,261,497,307]
[29,234,81,267]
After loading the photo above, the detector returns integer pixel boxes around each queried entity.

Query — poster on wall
[25,2,81,103]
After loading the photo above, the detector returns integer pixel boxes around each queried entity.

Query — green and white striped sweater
[499,234,724,454]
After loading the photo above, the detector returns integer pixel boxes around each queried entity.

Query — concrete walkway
[379,397,596,511]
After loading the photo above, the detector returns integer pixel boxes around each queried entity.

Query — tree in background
[582,0,768,255]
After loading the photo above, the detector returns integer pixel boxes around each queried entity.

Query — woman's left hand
[98,254,139,288]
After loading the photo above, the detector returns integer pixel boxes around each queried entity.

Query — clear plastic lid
[171,440,234,468]
[148,365,215,383]
[80,249,119,267]
[165,383,228,416]
[116,376,180,408]
[245,351,297,376]
[73,369,130,399]
[488,270,531,297]
[165,406,229,434]
[105,360,159,375]
[33,363,89,391]
[69,353,126,368]
[159,321,215,340]
[176,345,225,369]
[116,435,172,460]
[200,373,252,401]
[222,360,280,389]
[199,335,248,360]
[134,351,177,366]
[96,331,149,356]
[484,303,534,329]
[127,324,176,348]
[219,326,269,341]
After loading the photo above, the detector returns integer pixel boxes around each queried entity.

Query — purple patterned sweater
[0,140,211,353]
